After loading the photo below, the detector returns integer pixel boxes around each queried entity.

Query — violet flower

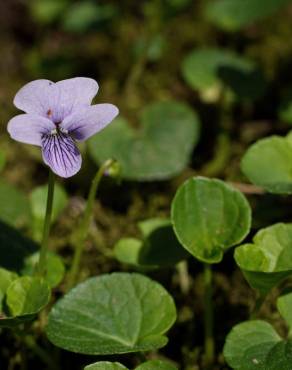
[8,77,118,178]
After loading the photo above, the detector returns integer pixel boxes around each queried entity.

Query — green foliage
[235,223,292,294]
[84,363,127,370]
[181,48,266,101]
[30,183,68,241]
[171,177,251,263]
[88,101,200,181]
[21,251,65,288]
[241,133,292,194]
[277,291,292,332]
[46,273,176,355]
[0,150,6,172]
[114,218,188,267]
[224,320,292,369]
[0,276,51,328]
[204,0,292,31]
[0,181,31,227]
[0,268,18,311]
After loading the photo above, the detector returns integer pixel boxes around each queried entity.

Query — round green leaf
[114,219,187,267]
[88,101,200,181]
[21,251,65,288]
[181,48,265,101]
[0,181,31,227]
[85,362,127,370]
[135,360,178,370]
[223,320,292,370]
[235,223,292,294]
[204,0,292,31]
[171,177,251,263]
[46,272,176,355]
[241,134,292,194]
[30,183,68,241]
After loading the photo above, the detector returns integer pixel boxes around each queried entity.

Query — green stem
[67,159,114,289]
[36,170,55,277]
[204,263,214,365]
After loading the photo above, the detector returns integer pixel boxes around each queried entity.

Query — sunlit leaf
[171,177,251,263]
[135,360,178,370]
[0,276,51,328]
[235,223,292,294]
[241,133,292,194]
[46,273,176,355]
[84,362,127,370]
[224,320,292,369]
[88,101,200,181]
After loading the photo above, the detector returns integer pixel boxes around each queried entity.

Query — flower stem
[67,159,114,289]
[36,170,55,277]
[203,263,215,365]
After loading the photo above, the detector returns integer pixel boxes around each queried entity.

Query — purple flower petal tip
[8,77,118,178]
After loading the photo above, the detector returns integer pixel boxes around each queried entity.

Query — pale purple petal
[13,79,58,117]
[61,104,119,141]
[14,78,99,122]
[7,114,55,146]
[41,132,82,178]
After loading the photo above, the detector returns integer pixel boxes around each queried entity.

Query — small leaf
[223,320,292,370]
[21,251,65,288]
[46,272,176,355]
[6,276,50,317]
[0,181,31,227]
[277,291,292,331]
[204,0,292,31]
[0,268,18,311]
[235,223,292,294]
[181,48,265,101]
[0,276,51,328]
[30,183,68,241]
[114,219,187,267]
[88,101,200,181]
[241,134,292,194]
[84,362,128,370]
[171,177,251,263]
[135,360,178,370]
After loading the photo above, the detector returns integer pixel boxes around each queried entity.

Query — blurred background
[2,0,292,369]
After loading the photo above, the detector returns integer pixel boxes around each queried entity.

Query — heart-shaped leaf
[30,183,68,241]
[241,133,292,194]
[46,272,176,355]
[223,320,292,369]
[84,362,127,370]
[0,220,37,272]
[114,218,188,267]
[21,251,65,288]
[235,223,292,294]
[88,101,200,181]
[0,276,51,328]
[181,48,266,101]
[135,360,178,370]
[171,177,251,263]
[204,0,292,31]
[0,181,31,227]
